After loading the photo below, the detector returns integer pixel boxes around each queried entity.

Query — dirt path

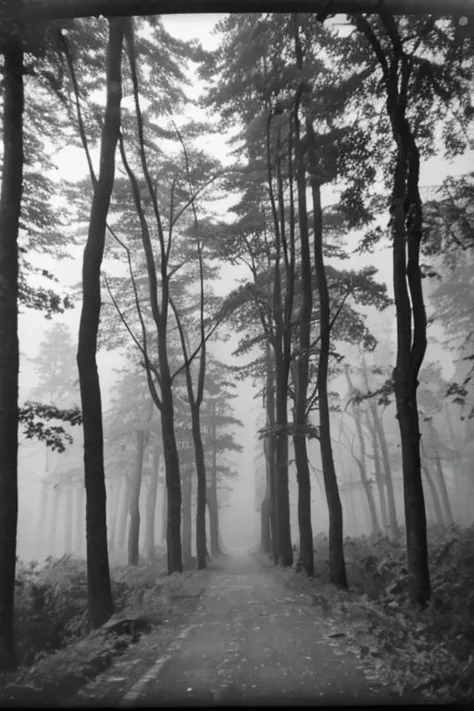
[70,553,400,706]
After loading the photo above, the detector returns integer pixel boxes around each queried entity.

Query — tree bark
[309,167,347,588]
[76,18,125,628]
[128,428,146,566]
[160,477,168,545]
[0,39,23,671]
[145,439,160,560]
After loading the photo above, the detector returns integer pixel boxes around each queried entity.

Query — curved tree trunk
[309,171,347,588]
[77,17,125,628]
[0,39,23,671]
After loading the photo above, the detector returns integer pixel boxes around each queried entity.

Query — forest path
[70,553,399,706]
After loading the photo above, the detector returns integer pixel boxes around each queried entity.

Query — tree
[0,19,24,672]
[76,17,125,629]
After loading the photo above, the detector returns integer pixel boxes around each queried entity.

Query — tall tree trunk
[191,408,207,569]
[0,37,23,673]
[76,18,124,628]
[160,381,183,574]
[292,36,314,575]
[145,440,160,560]
[265,344,278,563]
[355,13,430,605]
[344,367,380,534]
[260,429,272,555]
[116,476,130,553]
[207,402,221,557]
[128,428,146,566]
[266,103,293,569]
[309,172,347,588]
[182,470,192,564]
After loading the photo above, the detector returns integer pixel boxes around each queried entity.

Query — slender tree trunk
[260,425,272,555]
[182,470,192,564]
[128,429,146,566]
[265,344,278,563]
[207,404,221,557]
[292,50,314,575]
[0,38,23,673]
[309,174,347,588]
[161,478,168,545]
[145,440,160,560]
[116,476,130,552]
[108,477,121,553]
[159,374,183,574]
[76,18,125,628]
[365,410,389,531]
[189,408,207,569]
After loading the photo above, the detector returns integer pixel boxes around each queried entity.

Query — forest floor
[62,552,407,707]
[2,527,473,705]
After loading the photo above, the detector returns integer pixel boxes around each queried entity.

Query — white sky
[16,13,474,558]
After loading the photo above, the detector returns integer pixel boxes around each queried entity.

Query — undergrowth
[0,547,208,705]
[277,524,474,703]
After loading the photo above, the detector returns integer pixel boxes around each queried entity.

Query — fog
[15,13,474,567]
